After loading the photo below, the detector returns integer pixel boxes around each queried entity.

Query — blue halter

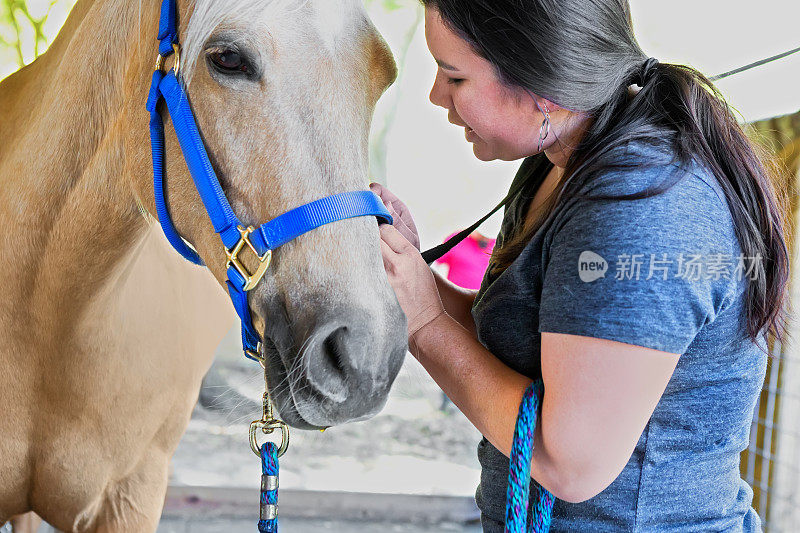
[146,0,392,365]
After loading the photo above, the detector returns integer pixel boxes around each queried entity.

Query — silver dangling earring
[538,104,551,153]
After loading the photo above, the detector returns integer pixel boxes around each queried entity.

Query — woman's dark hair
[422,0,792,348]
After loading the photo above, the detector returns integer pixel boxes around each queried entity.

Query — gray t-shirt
[471,141,767,532]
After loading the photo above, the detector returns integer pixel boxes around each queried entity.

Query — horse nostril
[285,304,406,426]
[306,326,350,402]
[322,327,348,377]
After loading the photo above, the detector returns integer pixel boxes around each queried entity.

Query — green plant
[0,0,62,66]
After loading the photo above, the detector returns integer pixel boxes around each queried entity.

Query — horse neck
[0,0,169,334]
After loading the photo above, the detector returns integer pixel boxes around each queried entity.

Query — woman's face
[424,7,543,161]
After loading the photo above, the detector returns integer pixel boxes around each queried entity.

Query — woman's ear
[536,97,562,115]
[523,89,561,116]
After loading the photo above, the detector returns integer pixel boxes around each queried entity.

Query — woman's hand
[379,224,445,344]
[370,182,421,250]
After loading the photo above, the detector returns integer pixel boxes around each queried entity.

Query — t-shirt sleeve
[538,166,739,354]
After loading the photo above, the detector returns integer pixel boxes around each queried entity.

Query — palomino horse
[0,0,407,530]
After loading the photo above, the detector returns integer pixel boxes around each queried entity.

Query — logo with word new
[578,251,607,282]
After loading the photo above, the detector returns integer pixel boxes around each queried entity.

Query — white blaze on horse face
[311,0,362,53]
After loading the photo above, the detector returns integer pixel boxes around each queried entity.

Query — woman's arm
[379,222,681,503]
[432,269,478,335]
[410,302,680,504]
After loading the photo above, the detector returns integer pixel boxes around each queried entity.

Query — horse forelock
[182,0,290,83]
[181,0,366,85]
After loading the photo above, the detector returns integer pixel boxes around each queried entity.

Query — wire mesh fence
[742,331,800,532]
[741,131,800,530]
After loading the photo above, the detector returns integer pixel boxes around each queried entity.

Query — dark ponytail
[422,0,792,347]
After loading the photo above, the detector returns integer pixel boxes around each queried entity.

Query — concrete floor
[2,518,481,533]
[158,517,481,532]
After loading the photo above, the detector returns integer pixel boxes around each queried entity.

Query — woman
[371,0,791,531]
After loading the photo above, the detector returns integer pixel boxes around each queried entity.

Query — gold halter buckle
[227,226,273,292]
[155,43,182,74]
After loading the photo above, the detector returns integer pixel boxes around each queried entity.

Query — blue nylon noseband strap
[148,0,392,364]
[254,191,394,252]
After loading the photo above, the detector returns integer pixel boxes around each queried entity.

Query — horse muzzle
[262,302,408,429]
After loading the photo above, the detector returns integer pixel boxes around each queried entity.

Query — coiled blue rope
[505,380,555,532]
[258,442,279,533]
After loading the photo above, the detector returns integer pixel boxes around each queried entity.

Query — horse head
[146,0,407,430]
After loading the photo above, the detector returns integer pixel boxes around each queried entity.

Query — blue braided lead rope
[528,479,556,532]
[258,442,279,533]
[505,380,555,533]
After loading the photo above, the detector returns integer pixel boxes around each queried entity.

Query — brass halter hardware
[226,226,273,292]
[249,419,290,458]
[155,43,181,74]
[246,345,264,366]
[249,363,290,458]
[230,227,280,457]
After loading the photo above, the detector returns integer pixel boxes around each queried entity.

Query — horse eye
[208,49,249,74]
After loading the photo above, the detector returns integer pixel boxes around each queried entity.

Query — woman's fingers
[380,224,416,255]
[371,182,410,218]
[387,203,414,241]
[377,223,444,341]
[369,182,393,205]
[394,202,416,225]
[394,207,420,249]
[370,182,397,201]
[370,182,421,250]
[379,238,395,272]
[388,199,416,231]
